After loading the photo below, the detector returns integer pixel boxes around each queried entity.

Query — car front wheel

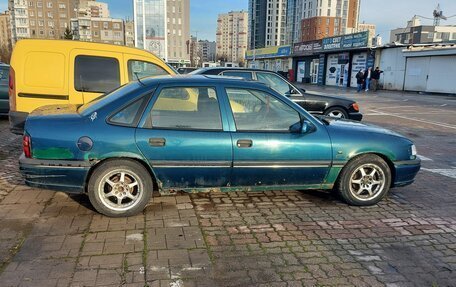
[324,107,348,119]
[336,154,391,206]
[88,159,153,217]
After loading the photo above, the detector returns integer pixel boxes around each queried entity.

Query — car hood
[321,117,406,139]
[29,104,81,118]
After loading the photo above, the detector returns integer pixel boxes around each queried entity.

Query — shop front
[245,45,292,75]
[292,31,374,87]
[292,40,322,84]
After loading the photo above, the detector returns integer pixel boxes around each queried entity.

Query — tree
[64,27,73,40]
[0,44,12,64]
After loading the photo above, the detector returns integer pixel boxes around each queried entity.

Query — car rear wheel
[324,107,348,119]
[88,159,153,217]
[336,154,391,206]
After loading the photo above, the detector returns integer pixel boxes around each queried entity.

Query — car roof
[140,74,268,88]
[0,63,9,67]
[194,67,280,74]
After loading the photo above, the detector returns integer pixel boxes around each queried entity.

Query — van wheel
[88,159,153,217]
[336,154,391,206]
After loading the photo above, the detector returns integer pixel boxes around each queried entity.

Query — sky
[2,0,455,42]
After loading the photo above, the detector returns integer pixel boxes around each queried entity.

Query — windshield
[78,81,142,116]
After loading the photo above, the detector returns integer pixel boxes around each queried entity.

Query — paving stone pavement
[0,87,455,287]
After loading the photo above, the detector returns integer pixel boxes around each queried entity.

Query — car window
[145,87,222,130]
[128,60,168,81]
[0,67,8,85]
[256,72,291,95]
[226,88,300,132]
[222,71,253,80]
[109,96,147,126]
[74,55,120,93]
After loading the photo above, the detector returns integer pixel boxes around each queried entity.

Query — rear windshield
[0,67,9,85]
[78,81,142,116]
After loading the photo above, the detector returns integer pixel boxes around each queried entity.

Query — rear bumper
[9,111,28,135]
[348,112,363,121]
[19,155,93,194]
[393,159,421,187]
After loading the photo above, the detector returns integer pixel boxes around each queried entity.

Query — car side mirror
[301,120,316,134]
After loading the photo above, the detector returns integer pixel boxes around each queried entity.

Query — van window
[128,60,168,81]
[74,55,120,93]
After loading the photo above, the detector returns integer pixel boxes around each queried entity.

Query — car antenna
[134,72,146,86]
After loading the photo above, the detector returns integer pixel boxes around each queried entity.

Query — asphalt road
[0,87,455,287]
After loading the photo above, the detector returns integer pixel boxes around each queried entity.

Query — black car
[177,67,198,74]
[191,67,362,121]
[0,63,9,116]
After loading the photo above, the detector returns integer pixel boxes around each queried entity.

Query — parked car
[8,39,175,134]
[20,75,420,217]
[191,67,362,121]
[177,67,198,74]
[0,63,9,116]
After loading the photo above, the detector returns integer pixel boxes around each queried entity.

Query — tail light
[351,102,359,112]
[23,134,32,158]
[9,67,16,112]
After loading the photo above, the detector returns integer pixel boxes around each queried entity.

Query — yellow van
[9,39,176,134]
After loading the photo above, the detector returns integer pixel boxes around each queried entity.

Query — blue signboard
[317,54,325,85]
[322,31,369,51]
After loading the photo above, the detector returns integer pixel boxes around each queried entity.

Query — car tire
[88,159,153,217]
[336,154,391,206]
[324,107,348,119]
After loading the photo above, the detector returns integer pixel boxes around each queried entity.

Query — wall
[377,47,406,91]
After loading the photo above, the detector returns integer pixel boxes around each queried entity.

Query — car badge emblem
[90,112,97,122]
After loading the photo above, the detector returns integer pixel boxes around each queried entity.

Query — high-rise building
[198,40,216,64]
[78,0,110,18]
[124,20,135,47]
[216,11,248,65]
[300,0,360,41]
[71,17,125,45]
[0,11,12,50]
[248,0,287,49]
[9,0,79,44]
[133,0,190,66]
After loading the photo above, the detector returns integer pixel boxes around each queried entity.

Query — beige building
[216,11,248,65]
[71,17,125,45]
[78,0,110,18]
[124,20,135,47]
[0,11,12,50]
[167,0,190,65]
[13,0,79,41]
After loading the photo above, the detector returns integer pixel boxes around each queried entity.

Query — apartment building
[0,11,12,50]
[124,20,135,47]
[78,0,110,18]
[134,0,190,66]
[300,0,360,41]
[390,16,456,45]
[71,17,125,45]
[216,11,248,64]
[10,0,79,42]
[198,40,216,63]
[248,0,287,49]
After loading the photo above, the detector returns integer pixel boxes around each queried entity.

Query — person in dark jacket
[371,67,384,92]
[363,67,372,91]
[356,69,365,93]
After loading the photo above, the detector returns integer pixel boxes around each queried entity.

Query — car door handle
[237,139,253,148]
[149,138,166,147]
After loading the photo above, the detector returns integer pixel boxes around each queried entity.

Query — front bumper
[9,111,28,135]
[393,158,421,187]
[348,112,363,121]
[19,154,93,194]
[0,99,8,116]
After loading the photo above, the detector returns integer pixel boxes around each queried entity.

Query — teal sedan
[20,75,420,217]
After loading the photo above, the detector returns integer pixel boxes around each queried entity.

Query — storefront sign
[246,45,292,60]
[293,40,322,56]
[322,31,369,51]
